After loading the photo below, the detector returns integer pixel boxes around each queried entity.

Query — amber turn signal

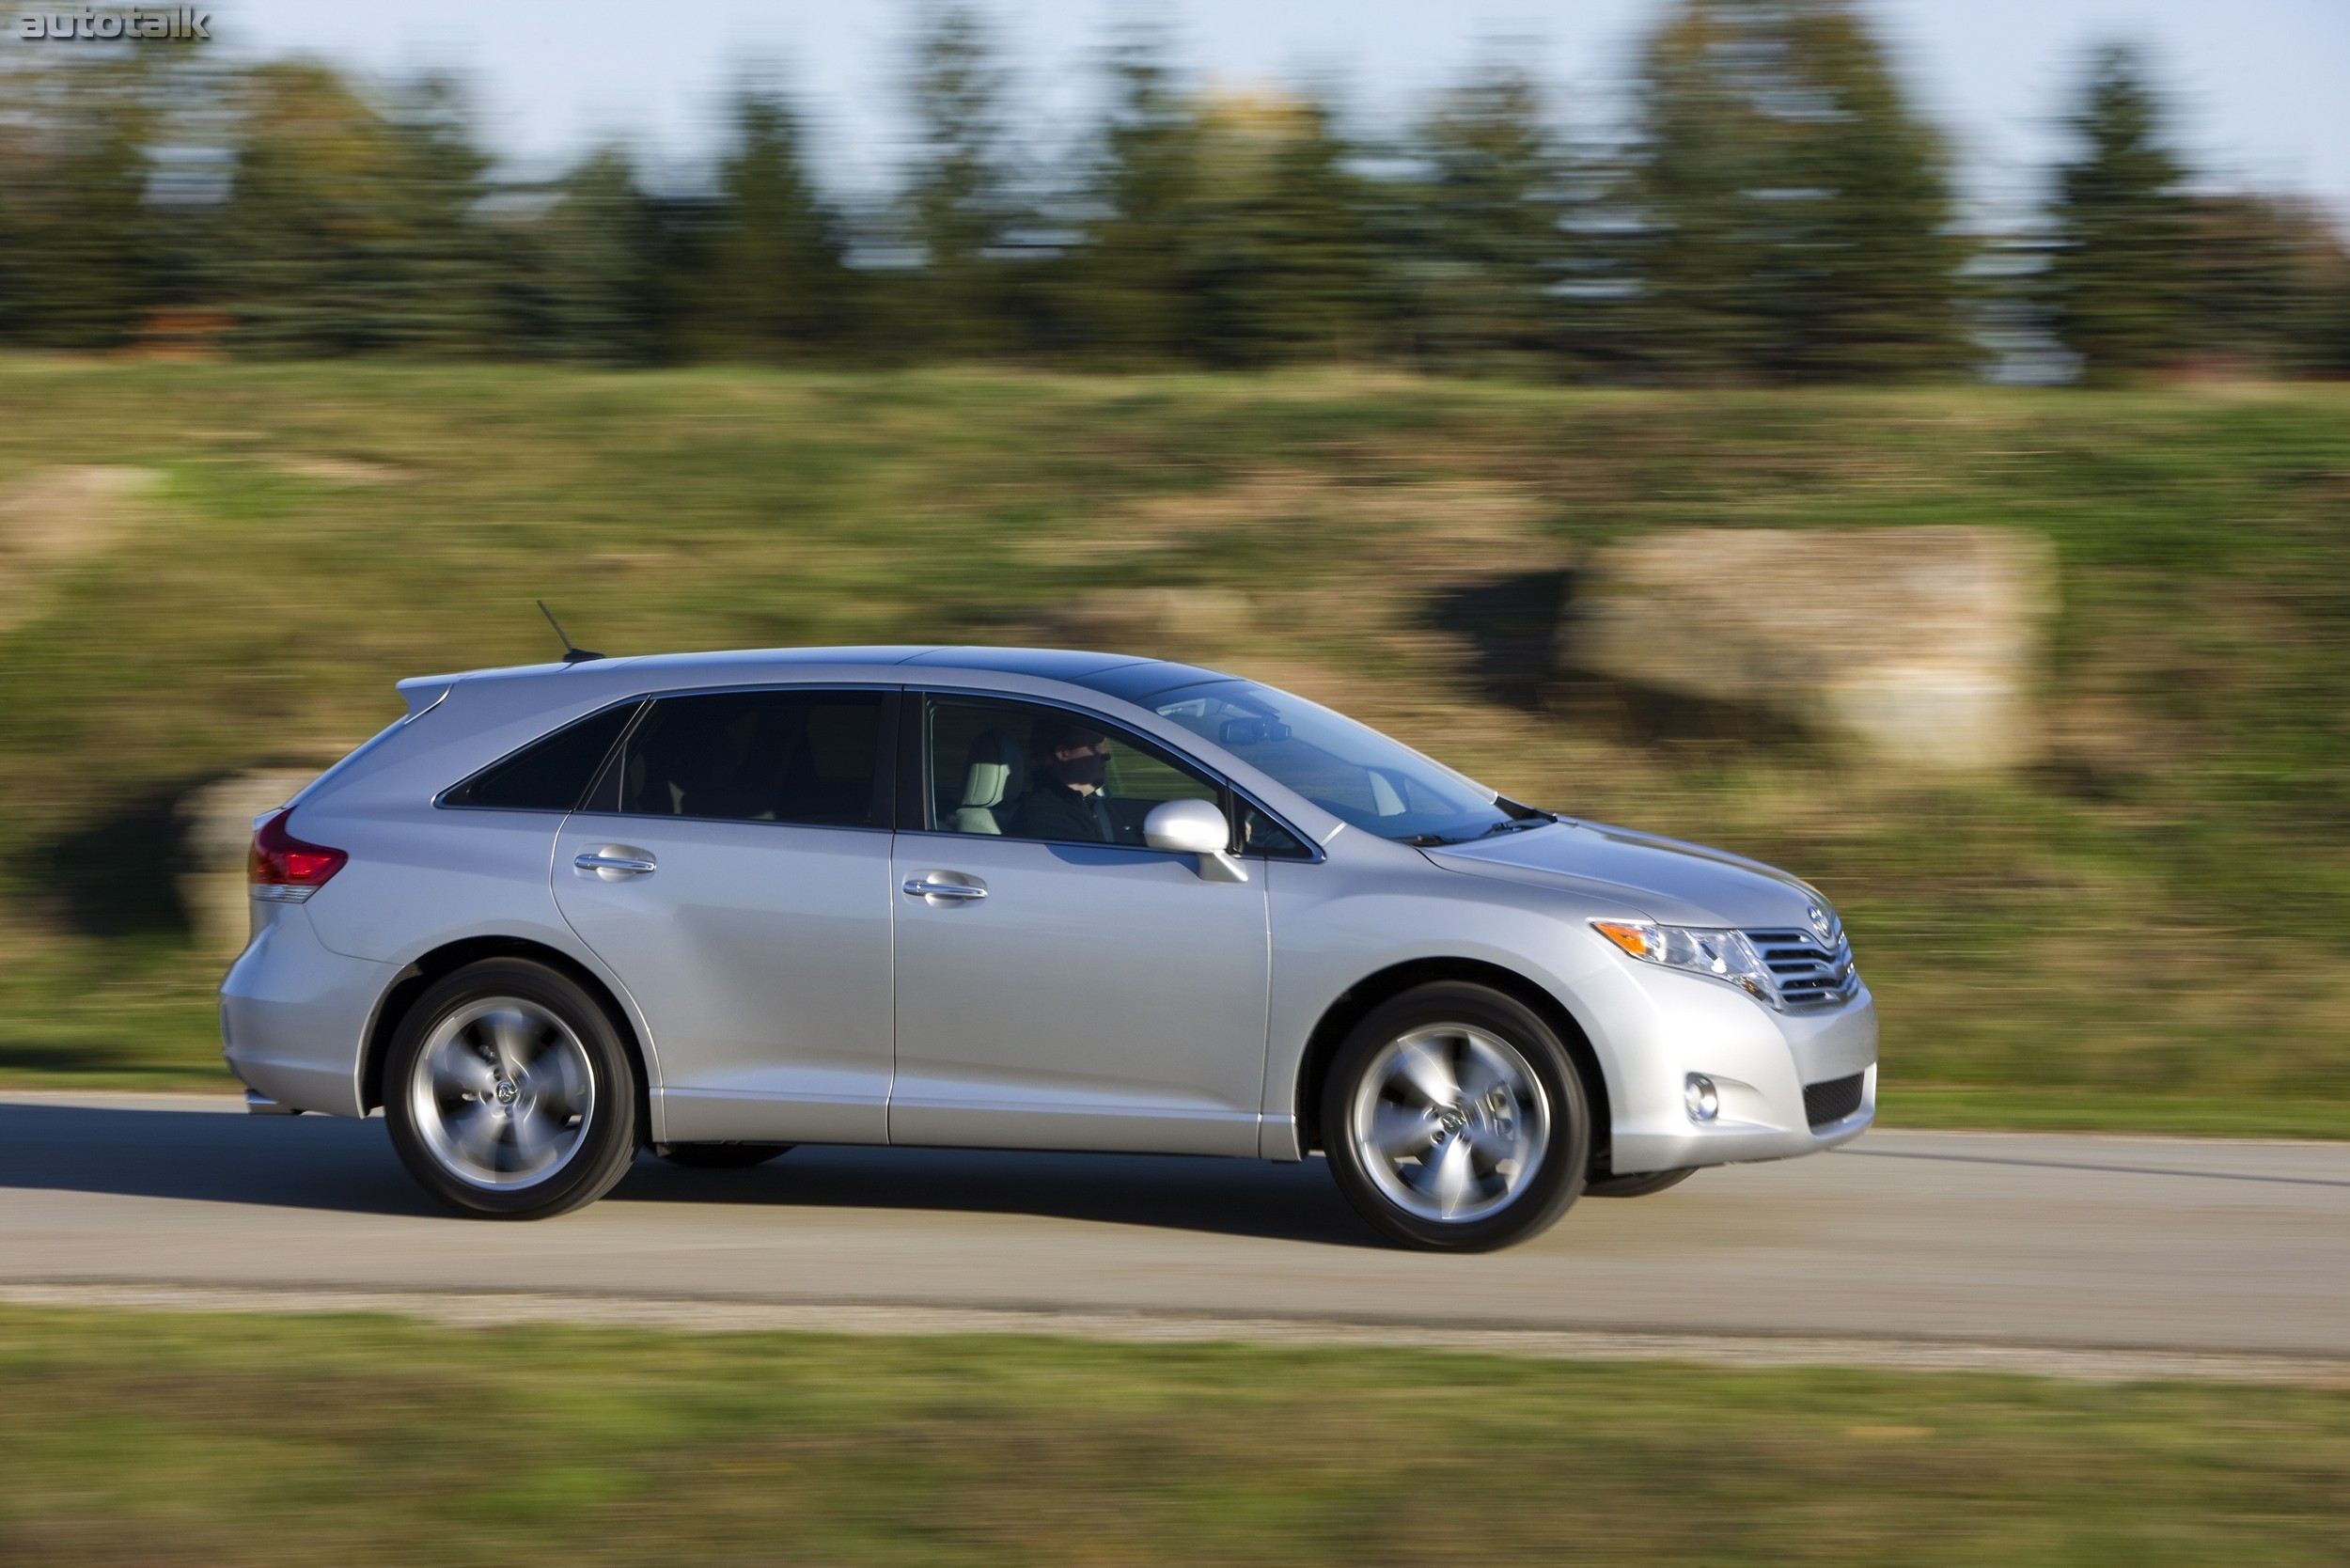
[1593,920,1654,959]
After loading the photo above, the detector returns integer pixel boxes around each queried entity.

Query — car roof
[413,645,1244,704]
[395,644,1260,719]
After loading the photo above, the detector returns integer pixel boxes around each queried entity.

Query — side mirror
[1143,798,1247,883]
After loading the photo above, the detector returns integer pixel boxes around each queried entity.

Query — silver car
[222,646,1875,1249]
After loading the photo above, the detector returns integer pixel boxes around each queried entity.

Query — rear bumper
[219,904,393,1118]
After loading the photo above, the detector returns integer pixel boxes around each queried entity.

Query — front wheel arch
[1294,958,1609,1168]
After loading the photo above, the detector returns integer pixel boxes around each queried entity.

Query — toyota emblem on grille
[1807,904,1834,940]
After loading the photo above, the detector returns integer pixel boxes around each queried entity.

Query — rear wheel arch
[1293,959,1610,1167]
[363,937,650,1137]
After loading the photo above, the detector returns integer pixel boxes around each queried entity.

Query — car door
[553,686,898,1144]
[888,692,1272,1156]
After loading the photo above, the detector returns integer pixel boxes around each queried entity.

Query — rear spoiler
[395,675,456,720]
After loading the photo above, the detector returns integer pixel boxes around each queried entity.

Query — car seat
[950,729,1026,834]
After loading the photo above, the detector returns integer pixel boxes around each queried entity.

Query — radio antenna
[536,601,605,664]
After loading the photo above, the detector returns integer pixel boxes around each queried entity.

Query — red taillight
[249,808,347,897]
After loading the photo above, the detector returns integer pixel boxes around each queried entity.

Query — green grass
[2,1305,2346,1565]
[1877,1087,2350,1141]
[4,360,2349,1134]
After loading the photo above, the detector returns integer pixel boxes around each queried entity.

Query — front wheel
[385,959,640,1219]
[1322,982,1590,1251]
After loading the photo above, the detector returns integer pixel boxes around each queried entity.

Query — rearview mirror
[1218,717,1292,747]
[1143,798,1247,883]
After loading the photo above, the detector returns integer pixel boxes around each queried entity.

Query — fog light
[1684,1074,1720,1122]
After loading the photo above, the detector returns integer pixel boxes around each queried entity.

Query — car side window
[609,689,885,828]
[926,695,1222,848]
[443,701,638,812]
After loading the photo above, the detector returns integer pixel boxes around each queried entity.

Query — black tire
[1585,1167,1696,1199]
[384,958,640,1219]
[1321,981,1590,1251]
[659,1143,793,1169]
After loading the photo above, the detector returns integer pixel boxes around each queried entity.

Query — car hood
[1424,819,1825,930]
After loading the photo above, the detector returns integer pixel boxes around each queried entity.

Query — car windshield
[1149,681,1545,845]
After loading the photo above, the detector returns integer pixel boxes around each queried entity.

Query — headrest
[959,729,1026,810]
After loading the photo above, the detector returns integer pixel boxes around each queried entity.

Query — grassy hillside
[6,1307,2349,1564]
[3,359,2347,1134]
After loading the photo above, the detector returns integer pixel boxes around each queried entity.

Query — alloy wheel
[1348,1024,1552,1224]
[408,997,595,1190]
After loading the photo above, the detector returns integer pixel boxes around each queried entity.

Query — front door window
[925,695,1223,846]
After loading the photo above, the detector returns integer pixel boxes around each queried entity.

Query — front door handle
[575,850,657,879]
[902,875,987,902]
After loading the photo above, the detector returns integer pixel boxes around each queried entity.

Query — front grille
[1745,920,1860,1011]
[1803,1072,1867,1129]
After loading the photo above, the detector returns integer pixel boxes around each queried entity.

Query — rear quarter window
[442,702,638,812]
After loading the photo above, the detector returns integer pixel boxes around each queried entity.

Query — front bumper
[1600,964,1877,1176]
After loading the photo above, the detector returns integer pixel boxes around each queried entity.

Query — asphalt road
[4,1090,2347,1370]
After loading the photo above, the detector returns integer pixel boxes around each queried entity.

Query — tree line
[2,0,2344,383]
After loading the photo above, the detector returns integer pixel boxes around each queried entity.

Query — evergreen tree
[0,58,164,350]
[216,63,501,356]
[2185,192,2350,378]
[1408,57,1573,372]
[513,148,662,365]
[1622,0,1968,382]
[1770,2,1970,379]
[2041,45,2193,382]
[1183,86,1388,366]
[1618,0,1780,379]
[901,3,1027,354]
[685,89,856,361]
[1070,27,1207,363]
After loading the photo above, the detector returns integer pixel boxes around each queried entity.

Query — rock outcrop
[1564,525,2056,773]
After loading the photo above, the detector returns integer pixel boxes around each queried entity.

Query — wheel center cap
[1439,1105,1468,1133]
[494,1079,519,1105]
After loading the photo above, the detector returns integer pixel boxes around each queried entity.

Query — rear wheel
[659,1143,792,1169]
[385,959,639,1219]
[1322,982,1590,1251]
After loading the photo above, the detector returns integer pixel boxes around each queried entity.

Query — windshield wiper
[1402,815,1554,849]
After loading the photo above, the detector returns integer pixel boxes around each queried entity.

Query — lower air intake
[1803,1072,1867,1130]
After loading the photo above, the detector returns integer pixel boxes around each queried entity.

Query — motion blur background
[2,0,2346,1137]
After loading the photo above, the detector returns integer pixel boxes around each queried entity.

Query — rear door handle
[902,875,987,902]
[575,850,657,878]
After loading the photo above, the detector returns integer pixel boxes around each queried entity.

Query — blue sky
[119,0,2350,224]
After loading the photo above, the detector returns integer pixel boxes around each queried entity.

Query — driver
[1007,718,1117,843]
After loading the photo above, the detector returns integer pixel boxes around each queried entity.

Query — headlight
[1593,920,1782,1009]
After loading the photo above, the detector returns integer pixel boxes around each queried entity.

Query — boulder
[176,769,328,960]
[1564,525,2056,773]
